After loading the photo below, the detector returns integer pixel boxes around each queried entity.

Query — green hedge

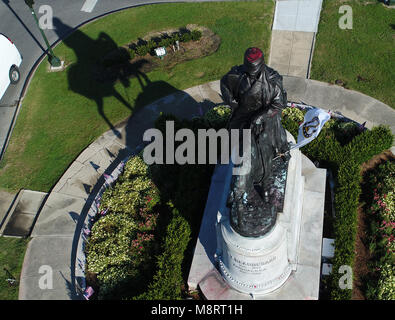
[134,206,191,300]
[133,108,227,299]
[85,155,161,299]
[362,160,394,300]
[86,107,228,299]
[282,109,393,300]
[331,127,393,300]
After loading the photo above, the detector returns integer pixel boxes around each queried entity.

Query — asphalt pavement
[0,0,220,159]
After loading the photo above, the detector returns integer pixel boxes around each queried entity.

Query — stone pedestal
[187,131,326,299]
[217,220,292,294]
[215,132,304,295]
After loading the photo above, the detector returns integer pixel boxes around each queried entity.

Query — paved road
[0,0,220,159]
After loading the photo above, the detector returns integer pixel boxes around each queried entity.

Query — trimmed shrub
[281,107,304,138]
[122,155,149,179]
[86,213,137,275]
[203,105,232,129]
[158,37,172,48]
[85,109,227,300]
[100,175,159,217]
[85,213,139,298]
[85,155,162,299]
[99,156,160,217]
[191,30,202,41]
[343,125,394,165]
[282,105,305,123]
[146,39,157,50]
[136,44,149,56]
[364,160,395,300]
[375,263,395,300]
[180,32,192,42]
[133,207,191,300]
[171,33,180,44]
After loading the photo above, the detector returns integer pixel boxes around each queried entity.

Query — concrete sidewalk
[268,0,323,78]
[268,30,315,78]
[273,0,323,32]
[0,190,47,237]
[0,190,17,231]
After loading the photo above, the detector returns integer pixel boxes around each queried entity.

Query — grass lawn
[0,0,275,193]
[311,0,394,108]
[0,237,29,300]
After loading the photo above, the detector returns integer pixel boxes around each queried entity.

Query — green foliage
[86,213,141,299]
[129,48,135,60]
[331,121,362,146]
[281,106,304,123]
[135,44,149,56]
[122,155,149,179]
[329,160,361,300]
[134,207,191,300]
[100,176,159,216]
[282,108,394,300]
[86,155,162,299]
[86,211,158,299]
[281,117,299,138]
[180,31,192,42]
[158,37,172,48]
[131,112,219,299]
[203,105,232,129]
[131,27,199,58]
[191,30,202,41]
[175,164,213,229]
[86,213,137,275]
[146,39,157,50]
[375,263,395,300]
[343,125,393,165]
[86,108,226,300]
[329,127,392,300]
[171,33,180,44]
[363,160,395,300]
[100,156,160,217]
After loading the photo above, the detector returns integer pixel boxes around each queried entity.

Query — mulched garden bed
[95,24,221,83]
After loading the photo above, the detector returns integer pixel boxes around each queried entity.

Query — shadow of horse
[53,18,152,138]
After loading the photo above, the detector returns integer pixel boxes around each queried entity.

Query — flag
[292,107,331,150]
[83,286,95,300]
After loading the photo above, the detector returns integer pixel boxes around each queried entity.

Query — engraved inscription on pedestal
[217,218,292,294]
[228,253,274,274]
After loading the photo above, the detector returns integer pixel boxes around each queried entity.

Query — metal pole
[24,0,61,67]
